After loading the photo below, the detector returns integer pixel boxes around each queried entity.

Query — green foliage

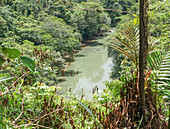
[11,0,47,17]
[0,47,20,59]
[20,56,35,72]
[0,79,114,128]
[137,115,143,129]
[0,6,17,40]
[47,0,111,38]
[107,0,169,123]
[0,5,82,56]
[77,99,95,119]
[1,0,169,128]
[148,50,164,70]
[40,16,81,53]
[149,0,170,51]
[101,0,138,25]
[0,16,8,37]
[80,1,111,38]
[149,51,170,99]
[0,77,14,83]
[0,47,35,72]
[105,80,123,100]
[107,27,140,67]
[0,46,114,128]
[48,0,75,22]
[0,118,7,129]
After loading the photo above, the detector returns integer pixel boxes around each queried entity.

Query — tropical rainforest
[0,0,169,128]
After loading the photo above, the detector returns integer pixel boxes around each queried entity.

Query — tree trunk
[139,0,148,126]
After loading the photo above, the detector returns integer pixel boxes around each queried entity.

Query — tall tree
[139,0,148,125]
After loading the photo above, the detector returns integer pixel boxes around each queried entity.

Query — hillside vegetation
[0,0,169,128]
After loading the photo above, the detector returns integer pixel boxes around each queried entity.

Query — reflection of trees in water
[60,47,107,93]
[60,32,114,95]
[80,47,107,83]
[89,68,105,83]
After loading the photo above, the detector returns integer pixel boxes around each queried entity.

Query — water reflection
[58,31,115,99]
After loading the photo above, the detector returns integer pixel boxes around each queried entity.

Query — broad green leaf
[20,56,35,72]
[0,77,14,83]
[0,47,21,59]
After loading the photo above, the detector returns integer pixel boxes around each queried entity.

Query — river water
[58,30,115,98]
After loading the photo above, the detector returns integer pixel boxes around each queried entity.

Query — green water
[58,30,115,98]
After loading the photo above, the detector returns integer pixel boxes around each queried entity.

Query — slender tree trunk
[139,0,148,126]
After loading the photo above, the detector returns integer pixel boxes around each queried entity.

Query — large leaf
[108,27,159,67]
[0,47,21,59]
[147,50,164,70]
[20,56,35,72]
[150,52,170,99]
[107,27,139,66]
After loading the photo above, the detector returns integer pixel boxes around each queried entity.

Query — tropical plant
[0,47,35,71]
[0,47,35,128]
[106,25,168,128]
[148,51,170,99]
[107,27,161,67]
[69,1,111,38]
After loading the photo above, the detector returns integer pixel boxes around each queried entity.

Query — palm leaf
[107,27,139,66]
[149,51,170,99]
[108,26,169,99]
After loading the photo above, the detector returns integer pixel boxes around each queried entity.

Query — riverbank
[57,30,115,98]
[59,33,110,77]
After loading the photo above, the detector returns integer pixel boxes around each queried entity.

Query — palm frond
[149,51,170,98]
[147,50,163,70]
[108,27,139,66]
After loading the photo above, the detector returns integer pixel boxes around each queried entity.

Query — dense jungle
[0,0,169,128]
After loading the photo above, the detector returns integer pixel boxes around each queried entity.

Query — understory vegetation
[0,0,169,128]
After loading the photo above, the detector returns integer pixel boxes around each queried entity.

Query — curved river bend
[58,30,115,98]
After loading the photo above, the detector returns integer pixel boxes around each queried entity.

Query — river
[58,30,115,99]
